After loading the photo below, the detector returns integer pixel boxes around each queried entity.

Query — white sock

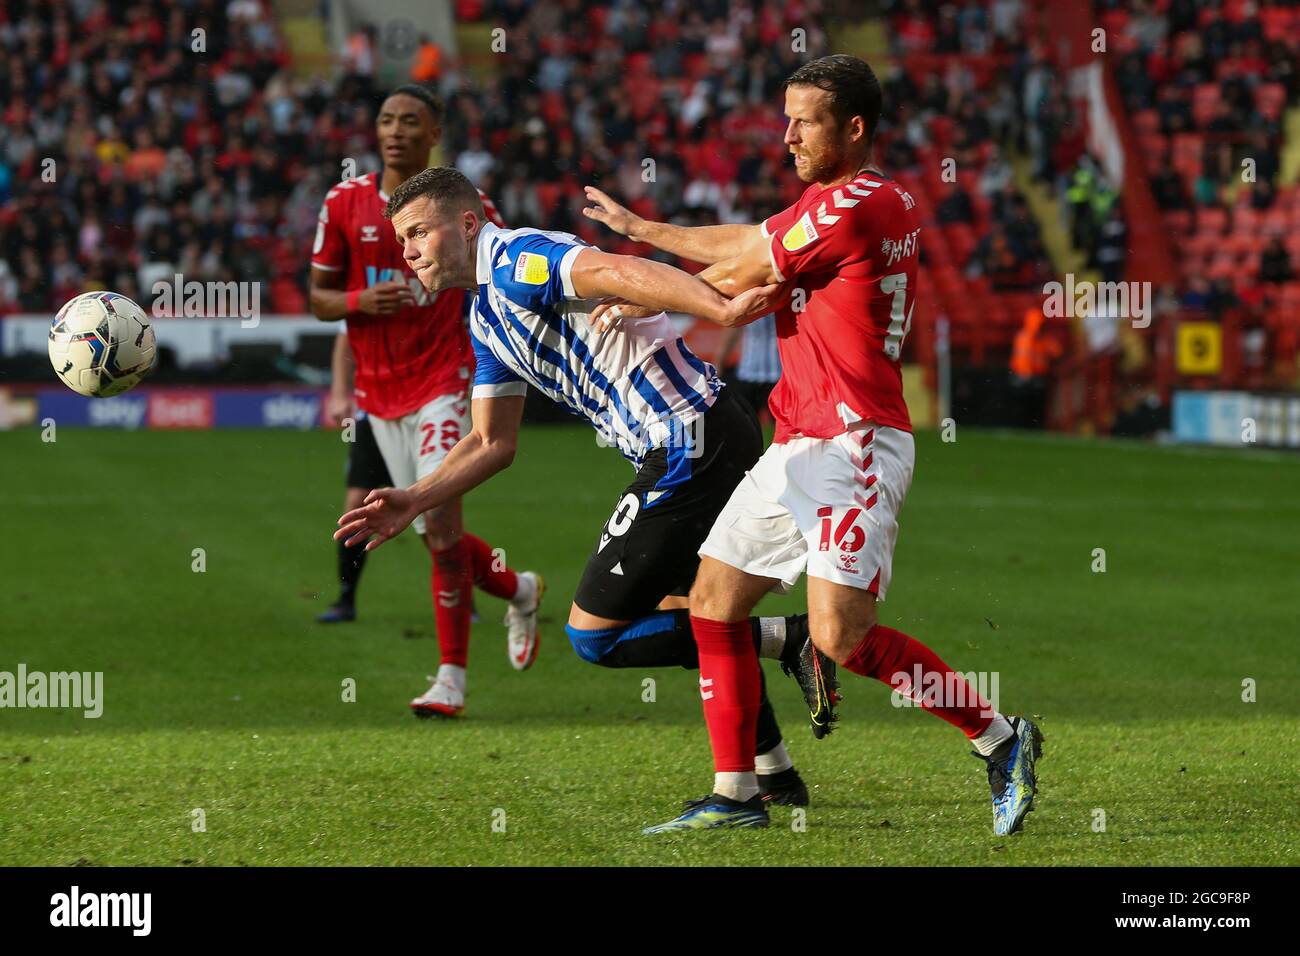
[511,571,536,606]
[436,663,467,693]
[971,715,1014,756]
[757,617,786,659]
[754,741,793,775]
[713,771,759,802]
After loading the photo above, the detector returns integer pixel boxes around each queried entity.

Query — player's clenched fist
[335,487,420,550]
[582,186,644,239]
[358,280,417,315]
[324,392,353,427]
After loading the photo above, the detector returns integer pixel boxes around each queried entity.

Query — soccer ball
[48,291,157,398]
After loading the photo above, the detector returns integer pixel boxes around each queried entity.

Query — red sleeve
[767,179,883,282]
[310,189,349,272]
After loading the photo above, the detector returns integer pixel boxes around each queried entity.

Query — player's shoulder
[491,225,587,268]
[322,172,379,208]
[837,173,917,220]
[497,225,584,249]
[483,225,588,302]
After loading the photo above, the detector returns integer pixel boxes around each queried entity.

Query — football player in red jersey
[310,84,542,718]
[585,56,1043,835]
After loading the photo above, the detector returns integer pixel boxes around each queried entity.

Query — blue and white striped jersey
[736,312,782,384]
[469,222,721,466]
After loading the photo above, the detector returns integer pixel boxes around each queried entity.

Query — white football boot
[505,571,544,671]
[410,666,466,718]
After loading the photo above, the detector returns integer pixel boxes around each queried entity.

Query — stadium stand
[3,0,1297,431]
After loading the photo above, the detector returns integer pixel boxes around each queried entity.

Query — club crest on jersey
[514,252,550,285]
[360,225,380,243]
[782,212,819,251]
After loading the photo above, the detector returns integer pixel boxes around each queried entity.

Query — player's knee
[687,576,723,619]
[811,615,874,665]
[422,520,462,552]
[564,623,623,666]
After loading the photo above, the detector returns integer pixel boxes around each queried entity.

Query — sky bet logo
[50,886,151,936]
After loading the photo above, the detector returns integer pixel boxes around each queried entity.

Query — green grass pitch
[1,424,1296,866]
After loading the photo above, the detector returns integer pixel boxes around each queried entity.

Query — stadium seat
[1196,207,1228,234]
[1255,83,1287,121]
[1192,84,1222,128]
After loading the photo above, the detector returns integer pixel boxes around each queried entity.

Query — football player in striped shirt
[334,167,841,809]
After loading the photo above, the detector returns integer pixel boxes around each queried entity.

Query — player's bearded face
[783,86,857,184]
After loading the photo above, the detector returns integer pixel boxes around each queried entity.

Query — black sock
[336,539,368,607]
[778,614,808,671]
[755,667,783,756]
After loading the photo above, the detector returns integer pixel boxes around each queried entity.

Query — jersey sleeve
[489,232,587,313]
[470,325,528,399]
[767,179,884,282]
[310,190,348,272]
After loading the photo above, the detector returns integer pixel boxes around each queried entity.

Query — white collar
[475,222,503,285]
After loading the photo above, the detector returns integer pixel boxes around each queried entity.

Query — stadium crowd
[1109,0,1300,327]
[0,0,837,318]
[4,0,1296,392]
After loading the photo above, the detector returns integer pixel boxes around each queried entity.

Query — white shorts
[699,424,915,598]
[368,392,470,535]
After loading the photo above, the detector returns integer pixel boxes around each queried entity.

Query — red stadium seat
[1262,208,1288,236]
[1232,206,1260,233]
[683,53,709,80]
[1255,83,1287,121]
[1132,110,1160,136]
[535,182,564,217]
[1192,83,1222,128]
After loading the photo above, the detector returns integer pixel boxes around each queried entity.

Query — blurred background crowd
[3,0,1299,434]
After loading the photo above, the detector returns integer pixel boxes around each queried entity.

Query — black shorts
[345,415,394,489]
[573,388,764,620]
[732,378,776,420]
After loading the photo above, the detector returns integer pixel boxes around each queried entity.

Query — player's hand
[590,297,661,333]
[357,281,416,315]
[325,393,352,427]
[582,186,643,239]
[335,487,420,551]
[723,282,789,326]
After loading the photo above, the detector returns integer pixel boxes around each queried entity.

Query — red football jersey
[761,171,919,442]
[310,172,505,419]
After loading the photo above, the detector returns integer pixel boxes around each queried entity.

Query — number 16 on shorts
[817,505,868,580]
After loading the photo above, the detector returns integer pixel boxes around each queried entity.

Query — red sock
[431,539,472,668]
[691,616,761,773]
[461,532,519,600]
[843,623,994,739]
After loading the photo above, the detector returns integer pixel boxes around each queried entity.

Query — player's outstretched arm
[570,248,780,329]
[582,187,759,265]
[335,394,526,550]
[588,230,788,331]
[694,234,782,301]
